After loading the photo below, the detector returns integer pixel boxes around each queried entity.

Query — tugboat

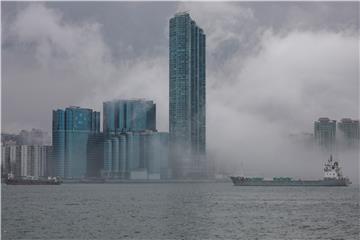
[4,173,62,185]
[230,155,351,187]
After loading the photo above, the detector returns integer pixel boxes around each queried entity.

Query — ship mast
[240,161,245,177]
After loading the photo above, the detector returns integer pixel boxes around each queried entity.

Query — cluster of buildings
[1,129,52,178]
[101,100,169,179]
[2,145,52,178]
[1,12,209,180]
[52,101,170,180]
[314,117,359,151]
[2,12,359,180]
[1,128,50,146]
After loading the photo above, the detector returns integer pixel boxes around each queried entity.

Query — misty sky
[2,2,359,179]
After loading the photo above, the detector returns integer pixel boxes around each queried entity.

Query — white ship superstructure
[323,155,342,179]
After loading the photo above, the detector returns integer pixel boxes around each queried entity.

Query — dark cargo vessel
[4,174,62,185]
[230,155,351,187]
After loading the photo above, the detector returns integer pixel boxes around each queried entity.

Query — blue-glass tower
[53,106,100,178]
[101,99,161,179]
[169,12,206,178]
[103,99,156,134]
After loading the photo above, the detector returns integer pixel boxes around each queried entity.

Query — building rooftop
[175,11,190,16]
[318,117,330,122]
[105,98,153,103]
[340,118,360,123]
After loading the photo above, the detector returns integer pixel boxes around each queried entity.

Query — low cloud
[207,29,359,178]
[2,2,359,180]
[3,3,168,131]
[181,2,359,180]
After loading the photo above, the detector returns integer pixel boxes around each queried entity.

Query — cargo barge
[230,155,351,187]
[4,174,62,185]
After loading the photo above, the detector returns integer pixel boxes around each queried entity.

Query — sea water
[2,183,359,239]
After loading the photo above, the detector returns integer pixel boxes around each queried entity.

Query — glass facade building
[53,106,100,178]
[101,99,169,179]
[103,99,156,134]
[86,133,105,177]
[338,118,359,147]
[314,118,336,152]
[147,132,170,179]
[169,12,206,178]
[100,131,169,180]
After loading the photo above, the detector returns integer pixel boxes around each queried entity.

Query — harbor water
[2,183,359,239]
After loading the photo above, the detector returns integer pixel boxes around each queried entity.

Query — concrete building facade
[1,145,52,177]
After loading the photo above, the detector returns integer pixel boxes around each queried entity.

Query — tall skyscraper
[314,117,336,152]
[53,106,100,178]
[169,12,206,178]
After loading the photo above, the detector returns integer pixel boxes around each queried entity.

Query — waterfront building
[169,12,207,178]
[87,133,105,177]
[1,145,52,177]
[337,118,359,147]
[147,132,170,179]
[25,145,50,177]
[99,131,170,180]
[11,145,20,176]
[314,118,336,151]
[103,139,112,176]
[103,99,156,134]
[99,99,169,179]
[32,145,49,177]
[119,134,127,177]
[1,145,10,177]
[124,132,134,177]
[53,106,100,178]
[44,146,54,177]
[20,145,30,176]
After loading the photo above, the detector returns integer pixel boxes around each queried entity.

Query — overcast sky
[2,2,359,179]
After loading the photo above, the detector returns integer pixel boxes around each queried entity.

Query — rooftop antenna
[240,161,245,177]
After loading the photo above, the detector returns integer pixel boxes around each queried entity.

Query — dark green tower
[169,12,206,178]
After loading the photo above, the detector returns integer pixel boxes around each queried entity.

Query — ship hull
[4,179,61,185]
[230,177,350,186]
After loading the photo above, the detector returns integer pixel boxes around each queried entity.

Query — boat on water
[4,173,62,185]
[230,155,351,187]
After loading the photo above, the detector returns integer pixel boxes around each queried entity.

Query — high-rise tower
[314,117,336,152]
[169,12,206,178]
[338,118,359,147]
[53,106,100,178]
